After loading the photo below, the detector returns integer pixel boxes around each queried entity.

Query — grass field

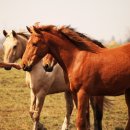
[0,68,128,130]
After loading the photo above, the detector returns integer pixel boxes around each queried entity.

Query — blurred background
[0,0,130,47]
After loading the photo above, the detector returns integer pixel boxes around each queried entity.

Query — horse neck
[47,34,79,72]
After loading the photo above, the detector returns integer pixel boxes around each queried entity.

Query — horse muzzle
[43,64,53,72]
[22,64,32,72]
[4,66,12,70]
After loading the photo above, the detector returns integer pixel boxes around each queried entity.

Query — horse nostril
[22,64,28,71]
[22,64,32,72]
[22,64,26,69]
[44,64,49,69]
[4,67,11,70]
[23,66,27,71]
[43,64,53,72]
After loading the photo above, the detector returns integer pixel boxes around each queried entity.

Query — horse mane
[36,25,105,50]
[58,26,105,49]
[17,32,29,40]
[38,25,56,32]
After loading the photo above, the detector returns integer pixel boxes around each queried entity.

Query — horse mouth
[4,67,12,70]
[22,65,32,72]
[43,65,53,72]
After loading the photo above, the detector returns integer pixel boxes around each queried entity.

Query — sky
[0,0,130,42]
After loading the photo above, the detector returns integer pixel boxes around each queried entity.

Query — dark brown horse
[21,25,130,130]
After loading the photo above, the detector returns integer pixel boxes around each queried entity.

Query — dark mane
[17,32,29,39]
[58,26,88,50]
[59,26,105,48]
[38,25,56,32]
[37,25,105,50]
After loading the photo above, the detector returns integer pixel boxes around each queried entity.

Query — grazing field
[0,68,128,130]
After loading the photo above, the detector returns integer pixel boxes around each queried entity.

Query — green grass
[0,68,128,130]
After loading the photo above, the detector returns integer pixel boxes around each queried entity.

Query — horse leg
[86,98,90,130]
[72,92,90,129]
[30,89,36,120]
[62,91,74,130]
[90,96,103,130]
[125,88,130,130]
[76,89,89,130]
[73,92,78,108]
[33,90,46,130]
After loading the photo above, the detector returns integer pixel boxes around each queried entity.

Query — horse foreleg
[86,97,90,130]
[33,90,46,130]
[90,96,103,130]
[125,88,130,130]
[62,91,74,130]
[30,89,36,120]
[72,92,78,108]
[76,89,89,130]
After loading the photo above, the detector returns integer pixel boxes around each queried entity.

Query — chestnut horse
[3,30,108,130]
[21,25,126,130]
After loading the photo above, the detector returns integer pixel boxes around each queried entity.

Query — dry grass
[0,68,128,130]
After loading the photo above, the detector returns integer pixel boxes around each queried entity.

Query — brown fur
[21,25,130,130]
[22,25,106,130]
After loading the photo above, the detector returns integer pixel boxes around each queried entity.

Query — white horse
[2,30,73,130]
[2,30,107,130]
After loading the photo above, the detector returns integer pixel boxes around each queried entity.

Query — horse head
[22,26,50,71]
[3,30,27,70]
[42,54,57,72]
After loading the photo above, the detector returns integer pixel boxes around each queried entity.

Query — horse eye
[13,45,17,49]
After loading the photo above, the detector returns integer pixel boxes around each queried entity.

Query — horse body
[26,61,68,94]
[46,32,130,96]
[21,25,130,130]
[66,47,130,96]
[82,46,130,96]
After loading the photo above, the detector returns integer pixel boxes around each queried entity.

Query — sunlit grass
[0,68,128,130]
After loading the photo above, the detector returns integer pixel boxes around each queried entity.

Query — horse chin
[4,67,12,70]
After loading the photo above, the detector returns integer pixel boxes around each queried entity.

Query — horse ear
[3,30,8,37]
[33,26,42,35]
[26,26,32,33]
[12,30,17,37]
